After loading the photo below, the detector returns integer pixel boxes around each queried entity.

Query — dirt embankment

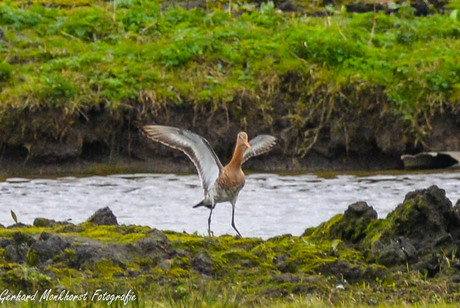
[1,186,460,304]
[1,85,459,173]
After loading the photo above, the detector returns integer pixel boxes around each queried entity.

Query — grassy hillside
[0,0,459,163]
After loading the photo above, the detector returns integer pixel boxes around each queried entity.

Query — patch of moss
[75,223,149,243]
[93,258,124,279]
[0,248,5,264]
[0,228,45,242]
[26,248,39,266]
[168,267,190,278]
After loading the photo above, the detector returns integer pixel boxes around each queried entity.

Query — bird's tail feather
[193,200,210,208]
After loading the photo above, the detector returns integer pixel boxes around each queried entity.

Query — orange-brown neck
[227,142,245,170]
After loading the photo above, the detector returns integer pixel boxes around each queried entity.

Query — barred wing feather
[242,135,277,164]
[142,125,223,194]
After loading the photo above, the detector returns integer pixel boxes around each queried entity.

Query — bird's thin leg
[231,201,242,238]
[208,205,215,237]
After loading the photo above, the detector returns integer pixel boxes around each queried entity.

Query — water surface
[0,171,459,238]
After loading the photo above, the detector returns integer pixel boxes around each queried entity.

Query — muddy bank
[1,100,459,173]
[1,185,460,305]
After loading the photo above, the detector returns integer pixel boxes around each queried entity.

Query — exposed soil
[1,96,458,174]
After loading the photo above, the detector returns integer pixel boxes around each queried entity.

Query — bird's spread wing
[242,135,277,164]
[141,125,223,194]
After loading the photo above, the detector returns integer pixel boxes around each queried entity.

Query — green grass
[0,0,459,155]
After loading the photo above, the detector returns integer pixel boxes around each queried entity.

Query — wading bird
[141,125,276,237]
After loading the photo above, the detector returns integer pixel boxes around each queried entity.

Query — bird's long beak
[243,140,251,148]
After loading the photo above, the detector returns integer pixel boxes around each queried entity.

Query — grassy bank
[0,0,459,163]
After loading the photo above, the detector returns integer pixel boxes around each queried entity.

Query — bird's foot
[207,230,214,237]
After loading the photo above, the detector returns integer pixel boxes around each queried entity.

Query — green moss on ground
[2,187,460,307]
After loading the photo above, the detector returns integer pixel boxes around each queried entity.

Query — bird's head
[237,132,250,148]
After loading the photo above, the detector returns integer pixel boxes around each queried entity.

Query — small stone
[329,201,378,243]
[33,217,70,227]
[87,207,118,225]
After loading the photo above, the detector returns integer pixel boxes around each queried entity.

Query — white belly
[205,182,244,205]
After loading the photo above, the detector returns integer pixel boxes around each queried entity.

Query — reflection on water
[0,171,459,239]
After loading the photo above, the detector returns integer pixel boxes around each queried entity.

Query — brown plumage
[141,125,277,237]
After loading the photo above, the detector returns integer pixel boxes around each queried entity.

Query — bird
[141,125,277,237]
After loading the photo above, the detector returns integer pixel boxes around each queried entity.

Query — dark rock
[71,241,134,270]
[292,279,328,294]
[27,232,71,265]
[5,243,29,263]
[371,236,417,266]
[0,238,13,248]
[5,245,19,262]
[12,232,35,246]
[7,223,28,228]
[191,249,214,275]
[33,218,52,227]
[87,207,118,225]
[318,259,365,282]
[365,185,460,271]
[329,201,378,243]
[136,229,170,253]
[273,273,301,284]
[412,256,440,278]
[124,229,172,267]
[2,232,35,263]
[451,200,460,223]
[274,253,291,272]
[387,186,453,250]
[346,3,388,13]
[278,0,298,12]
[33,218,71,227]
[73,244,100,268]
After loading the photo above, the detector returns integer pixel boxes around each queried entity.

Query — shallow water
[0,171,459,239]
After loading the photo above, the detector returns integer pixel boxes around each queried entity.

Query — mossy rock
[303,202,377,244]
[27,232,71,266]
[363,186,460,266]
[92,258,125,278]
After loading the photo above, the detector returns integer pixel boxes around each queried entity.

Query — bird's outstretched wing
[242,135,277,164]
[141,125,223,194]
